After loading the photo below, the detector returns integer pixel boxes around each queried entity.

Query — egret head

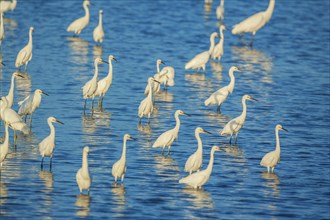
[157,59,165,65]
[0,61,4,66]
[36,89,49,96]
[220,25,226,31]
[230,66,241,72]
[211,32,218,38]
[124,134,136,141]
[177,110,191,117]
[212,146,222,152]
[30,27,34,32]
[83,146,90,154]
[108,55,117,62]
[244,95,257,102]
[83,0,91,6]
[95,57,109,64]
[13,72,25,79]
[99,10,103,14]
[196,127,211,134]
[276,124,288,132]
[48,117,64,125]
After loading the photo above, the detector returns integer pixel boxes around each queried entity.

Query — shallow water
[0,0,329,219]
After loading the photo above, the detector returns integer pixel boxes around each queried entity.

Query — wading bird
[76,146,91,194]
[67,0,91,36]
[0,123,9,167]
[15,27,34,71]
[212,25,226,61]
[93,10,104,44]
[3,71,24,108]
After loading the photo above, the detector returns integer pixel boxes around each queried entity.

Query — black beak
[236,68,242,72]
[113,57,117,62]
[130,137,136,141]
[250,97,258,101]
[42,91,49,96]
[17,74,25,78]
[153,79,161,84]
[161,61,165,65]
[1,62,5,66]
[204,130,212,134]
[102,60,109,64]
[184,113,191,117]
[282,127,288,132]
[56,120,64,125]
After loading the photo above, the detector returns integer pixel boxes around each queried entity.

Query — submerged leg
[161,147,165,155]
[167,146,171,156]
[229,135,232,145]
[29,113,33,130]
[83,99,87,115]
[121,174,125,183]
[41,157,44,169]
[14,130,17,146]
[271,167,275,173]
[249,33,255,47]
[234,133,239,144]
[267,166,270,173]
[91,98,95,113]
[50,156,53,171]
[217,105,221,113]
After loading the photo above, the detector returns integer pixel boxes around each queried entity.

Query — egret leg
[239,35,249,46]
[98,98,101,108]
[167,146,171,155]
[161,147,165,155]
[91,98,95,113]
[229,136,232,144]
[114,176,117,183]
[83,99,87,115]
[217,105,221,113]
[271,167,275,173]
[101,96,104,108]
[88,189,90,195]
[24,115,27,123]
[29,113,33,130]
[121,174,125,183]
[24,64,27,72]
[249,34,255,47]
[147,115,150,124]
[41,157,44,170]
[14,130,17,146]
[267,166,270,173]
[234,133,239,144]
[50,156,53,171]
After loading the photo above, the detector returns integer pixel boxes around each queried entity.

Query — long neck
[28,30,33,46]
[107,60,113,81]
[98,13,103,27]
[82,153,89,170]
[3,124,9,146]
[48,121,56,139]
[206,149,216,173]
[147,81,153,101]
[220,0,224,6]
[121,137,127,160]
[156,62,160,73]
[174,113,181,132]
[195,131,203,151]
[11,0,17,10]
[208,35,216,54]
[275,128,280,154]
[6,74,16,107]
[94,62,99,79]
[84,4,90,20]
[264,0,275,22]
[227,71,235,93]
[220,28,224,40]
[240,98,247,121]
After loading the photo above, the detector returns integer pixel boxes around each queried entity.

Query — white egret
[184,127,211,175]
[93,10,104,44]
[0,0,16,13]
[0,97,29,145]
[18,89,49,127]
[82,57,108,114]
[15,27,34,71]
[179,146,222,189]
[67,0,91,36]
[158,66,175,90]
[112,134,135,183]
[138,77,160,124]
[232,0,275,46]
[0,12,4,47]
[260,124,288,173]
[185,32,218,72]
[76,146,91,194]
[212,25,226,61]
[4,71,24,108]
[94,55,116,108]
[220,95,257,144]
[0,123,9,167]
[216,0,224,20]
[204,66,240,113]
[39,116,64,170]
[144,59,164,96]
[152,110,190,155]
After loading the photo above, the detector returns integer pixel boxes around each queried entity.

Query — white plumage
[93,10,104,44]
[144,59,164,96]
[15,27,34,71]
[220,95,257,144]
[152,110,190,155]
[184,127,211,175]
[185,32,218,72]
[232,0,275,46]
[0,12,4,47]
[179,146,221,189]
[0,0,16,13]
[204,66,240,112]
[211,25,226,61]
[76,146,91,194]
[4,72,24,109]
[216,0,224,20]
[67,0,91,36]
[39,117,64,170]
[0,123,9,167]
[260,124,288,173]
[112,134,135,183]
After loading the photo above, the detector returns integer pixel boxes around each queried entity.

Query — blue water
[0,0,329,219]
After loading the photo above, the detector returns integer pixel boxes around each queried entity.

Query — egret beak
[153,79,161,84]
[56,120,64,125]
[89,2,94,6]
[42,91,49,96]
[223,26,227,30]
[250,97,258,101]
[17,74,25,78]
[102,60,109,64]
[204,130,212,134]
[0,61,5,66]
[218,148,226,152]
[282,127,288,132]
[183,113,191,117]
[113,57,117,62]
[129,137,136,141]
[161,61,165,65]
[236,68,242,72]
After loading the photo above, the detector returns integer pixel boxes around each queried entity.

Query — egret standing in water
[204,66,240,113]
[3,71,24,108]
[0,123,9,167]
[152,110,190,155]
[138,77,160,124]
[39,117,64,170]
[216,0,224,20]
[232,0,275,46]
[93,10,104,45]
[185,32,218,72]
[212,25,226,62]
[76,146,91,194]
[67,0,91,36]
[184,127,211,175]
[18,89,48,128]
[260,124,288,173]
[82,57,108,114]
[0,0,17,13]
[15,27,34,72]
[144,59,164,96]
[112,134,135,184]
[94,55,116,108]
[179,146,222,189]
[220,95,257,144]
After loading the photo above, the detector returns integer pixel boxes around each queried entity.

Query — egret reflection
[93,45,103,60]
[75,194,91,218]
[111,184,126,217]
[261,171,280,198]
[154,91,174,103]
[181,187,214,209]
[210,62,223,81]
[154,155,180,181]
[39,170,54,192]
[67,37,89,65]
[220,143,245,158]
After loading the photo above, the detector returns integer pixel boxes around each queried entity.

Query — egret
[15,27,34,71]
[18,89,49,128]
[220,95,257,144]
[0,12,4,47]
[260,124,288,173]
[94,55,116,108]
[158,65,175,90]
[204,66,240,113]
[232,0,275,46]
[185,32,218,72]
[184,127,211,175]
[216,0,224,20]
[67,0,91,36]
[93,10,104,44]
[112,134,135,183]
[39,116,64,170]
[0,123,9,167]
[76,146,91,194]
[3,71,24,108]
[152,110,190,155]
[179,146,222,189]
[82,57,108,114]
[212,25,226,61]
[0,0,16,13]
[144,59,164,96]
[138,77,160,124]
[0,97,29,145]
